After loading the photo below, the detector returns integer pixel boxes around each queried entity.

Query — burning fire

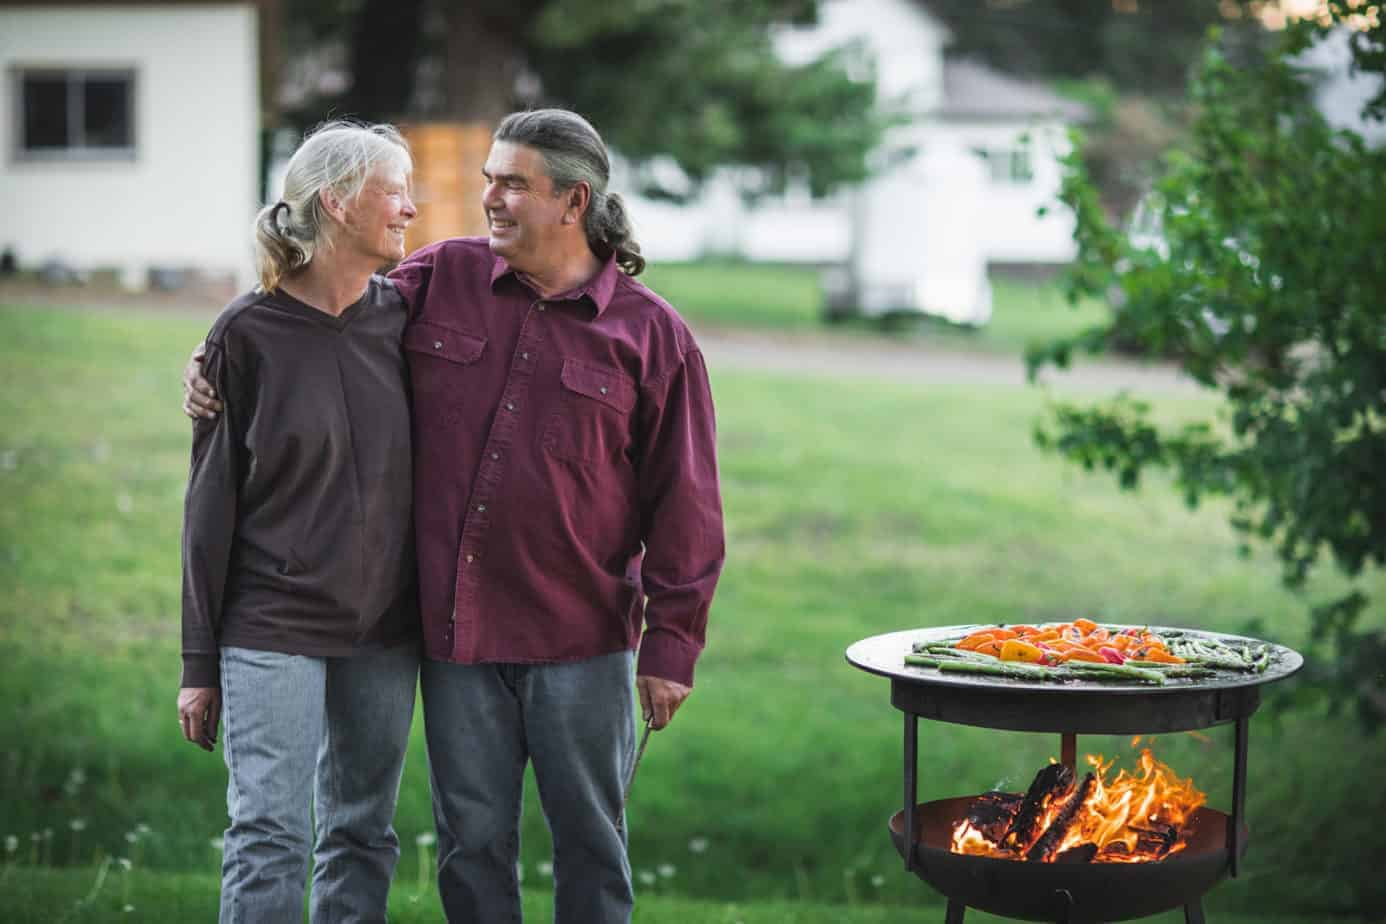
[951,748,1206,863]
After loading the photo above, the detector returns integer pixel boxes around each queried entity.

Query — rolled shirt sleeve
[635,348,725,686]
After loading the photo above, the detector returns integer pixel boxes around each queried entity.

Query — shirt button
[466,554,474,563]
[491,452,499,460]
[476,504,486,513]
[521,352,529,361]
[433,341,443,350]
[506,402,515,411]
[537,304,546,312]
[599,386,608,395]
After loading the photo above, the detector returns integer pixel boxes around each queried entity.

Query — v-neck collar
[265,282,372,331]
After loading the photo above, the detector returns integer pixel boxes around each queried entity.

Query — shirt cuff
[636,630,701,687]
[181,652,220,689]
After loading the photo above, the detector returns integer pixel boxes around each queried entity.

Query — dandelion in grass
[63,768,87,798]
[414,833,436,893]
[657,864,675,879]
[124,832,138,845]
[135,824,151,837]
[688,836,708,854]
[638,869,656,887]
[538,861,553,878]
[123,906,135,914]
[871,874,885,888]
[5,835,17,856]
[209,838,224,851]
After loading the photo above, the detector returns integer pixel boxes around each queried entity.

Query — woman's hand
[178,687,222,751]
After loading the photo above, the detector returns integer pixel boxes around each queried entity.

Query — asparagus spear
[937,660,1050,681]
[1060,662,1167,684]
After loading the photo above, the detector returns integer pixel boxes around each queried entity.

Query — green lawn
[0,302,1381,920]
[640,261,1110,354]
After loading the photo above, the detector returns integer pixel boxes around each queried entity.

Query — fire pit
[846,625,1302,923]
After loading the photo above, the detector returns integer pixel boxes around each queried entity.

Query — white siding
[0,5,259,286]
[927,120,1078,264]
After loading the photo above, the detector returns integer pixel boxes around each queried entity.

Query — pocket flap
[404,322,486,365]
[560,359,636,413]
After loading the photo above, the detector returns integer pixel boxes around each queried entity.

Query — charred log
[1055,842,1099,864]
[964,791,1023,843]
[1130,821,1180,858]
[1025,772,1096,862]
[1002,763,1075,852]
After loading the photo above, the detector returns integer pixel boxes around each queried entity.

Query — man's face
[342,159,416,265]
[481,141,572,272]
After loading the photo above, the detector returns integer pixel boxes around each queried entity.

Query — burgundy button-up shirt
[389,238,724,686]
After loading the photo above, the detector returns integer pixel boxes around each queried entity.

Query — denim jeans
[218,642,419,924]
[421,650,637,924]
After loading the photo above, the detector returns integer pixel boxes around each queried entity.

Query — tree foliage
[279,0,884,199]
[1028,3,1386,727]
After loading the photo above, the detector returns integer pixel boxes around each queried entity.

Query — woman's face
[341,160,417,265]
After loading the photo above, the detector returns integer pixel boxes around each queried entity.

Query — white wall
[927,119,1077,264]
[0,5,259,286]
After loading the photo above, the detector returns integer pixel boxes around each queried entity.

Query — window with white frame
[972,146,1034,185]
[14,68,136,159]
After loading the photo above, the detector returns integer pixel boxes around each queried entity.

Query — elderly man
[186,108,724,923]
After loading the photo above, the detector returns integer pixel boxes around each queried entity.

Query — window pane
[83,77,132,148]
[22,75,70,149]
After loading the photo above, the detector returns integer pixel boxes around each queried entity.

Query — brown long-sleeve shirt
[180,277,418,688]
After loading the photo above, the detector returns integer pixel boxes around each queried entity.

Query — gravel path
[696,327,1203,395]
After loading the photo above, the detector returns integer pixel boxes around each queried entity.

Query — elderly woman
[177,121,420,922]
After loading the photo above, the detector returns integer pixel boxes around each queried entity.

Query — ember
[950,749,1206,863]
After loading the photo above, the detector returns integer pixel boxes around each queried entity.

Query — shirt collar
[489,250,620,317]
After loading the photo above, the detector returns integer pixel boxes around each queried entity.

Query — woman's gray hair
[253,120,412,292]
[494,109,645,276]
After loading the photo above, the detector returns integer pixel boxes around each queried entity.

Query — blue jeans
[218,643,419,924]
[421,650,636,924]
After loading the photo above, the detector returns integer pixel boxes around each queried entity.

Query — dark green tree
[279,0,883,199]
[1028,2,1386,726]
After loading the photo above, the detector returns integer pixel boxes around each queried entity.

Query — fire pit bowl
[889,798,1248,923]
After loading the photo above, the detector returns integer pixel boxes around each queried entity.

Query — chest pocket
[401,321,487,412]
[404,325,485,368]
[543,359,637,466]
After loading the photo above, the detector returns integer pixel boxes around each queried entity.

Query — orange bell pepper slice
[1073,618,1099,634]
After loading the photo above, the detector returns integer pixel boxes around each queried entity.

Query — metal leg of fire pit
[1229,714,1248,877]
[904,712,918,873]
[1061,731,1076,772]
[1184,898,1207,923]
[944,898,966,923]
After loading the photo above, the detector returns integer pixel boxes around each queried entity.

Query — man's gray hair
[494,109,645,276]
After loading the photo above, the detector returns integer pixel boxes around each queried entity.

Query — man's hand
[182,343,222,420]
[178,687,222,751]
[636,675,691,730]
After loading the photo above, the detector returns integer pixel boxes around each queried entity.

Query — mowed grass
[0,302,1382,920]
[641,261,1110,354]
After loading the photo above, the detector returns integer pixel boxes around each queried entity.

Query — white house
[0,1,261,289]
[619,0,1087,325]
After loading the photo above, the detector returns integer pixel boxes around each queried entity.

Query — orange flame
[951,748,1206,863]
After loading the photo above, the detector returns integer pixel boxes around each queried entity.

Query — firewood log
[1002,763,1075,852]
[964,791,1023,842]
[1026,772,1096,862]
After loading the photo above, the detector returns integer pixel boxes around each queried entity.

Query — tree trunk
[345,0,427,120]
[442,4,524,123]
